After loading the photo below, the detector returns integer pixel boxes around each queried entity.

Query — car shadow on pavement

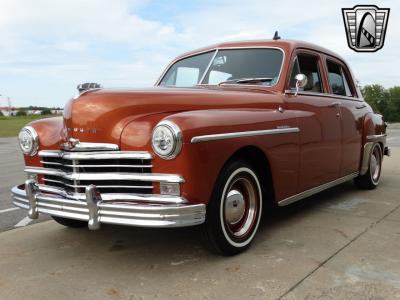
[50,181,360,260]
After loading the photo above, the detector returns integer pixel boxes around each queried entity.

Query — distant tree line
[362,85,400,122]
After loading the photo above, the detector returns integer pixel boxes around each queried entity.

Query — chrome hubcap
[224,175,257,238]
[225,190,246,225]
[370,145,381,182]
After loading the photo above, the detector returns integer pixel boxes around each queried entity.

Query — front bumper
[11,180,206,229]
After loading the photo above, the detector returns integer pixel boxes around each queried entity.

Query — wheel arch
[218,145,276,208]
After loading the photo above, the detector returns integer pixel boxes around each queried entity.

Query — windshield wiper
[218,77,273,86]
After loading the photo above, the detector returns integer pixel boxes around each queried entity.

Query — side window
[327,61,353,97]
[289,55,323,93]
[175,67,200,86]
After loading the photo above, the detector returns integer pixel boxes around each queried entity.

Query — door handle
[329,101,341,107]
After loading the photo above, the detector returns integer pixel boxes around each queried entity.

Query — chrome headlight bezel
[151,120,182,160]
[18,126,39,156]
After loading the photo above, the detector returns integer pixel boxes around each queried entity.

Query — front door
[285,52,342,192]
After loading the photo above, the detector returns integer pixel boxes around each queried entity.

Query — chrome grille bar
[26,167,184,183]
[43,178,154,189]
[40,161,153,168]
[39,150,153,160]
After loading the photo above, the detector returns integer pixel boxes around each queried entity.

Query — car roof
[174,39,345,63]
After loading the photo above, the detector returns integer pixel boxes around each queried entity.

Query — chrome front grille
[39,149,154,194]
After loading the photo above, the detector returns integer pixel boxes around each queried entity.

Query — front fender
[22,117,64,167]
[154,109,300,204]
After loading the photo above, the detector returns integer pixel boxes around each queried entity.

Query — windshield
[159,48,284,87]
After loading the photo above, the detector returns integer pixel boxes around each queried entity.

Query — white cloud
[0,0,399,107]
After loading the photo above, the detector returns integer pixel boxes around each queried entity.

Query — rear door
[284,50,341,192]
[324,57,366,176]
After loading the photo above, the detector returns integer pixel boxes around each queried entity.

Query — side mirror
[294,74,307,96]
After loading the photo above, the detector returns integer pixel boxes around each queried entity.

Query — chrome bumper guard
[12,180,206,229]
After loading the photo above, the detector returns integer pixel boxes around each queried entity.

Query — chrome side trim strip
[278,172,359,206]
[191,127,300,144]
[25,167,185,183]
[39,150,153,160]
[360,142,374,175]
[284,90,362,102]
[366,134,387,140]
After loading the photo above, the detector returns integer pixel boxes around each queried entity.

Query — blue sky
[0,0,398,107]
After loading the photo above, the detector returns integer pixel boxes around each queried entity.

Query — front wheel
[202,160,263,255]
[354,143,383,190]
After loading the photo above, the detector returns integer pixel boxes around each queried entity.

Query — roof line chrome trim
[156,46,286,88]
[191,127,299,144]
[278,172,359,206]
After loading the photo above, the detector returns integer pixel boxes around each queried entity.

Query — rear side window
[327,61,353,97]
[289,55,323,93]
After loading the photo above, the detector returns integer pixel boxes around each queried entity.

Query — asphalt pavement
[0,137,49,232]
[0,126,399,299]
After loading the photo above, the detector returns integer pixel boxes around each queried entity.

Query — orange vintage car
[12,38,390,255]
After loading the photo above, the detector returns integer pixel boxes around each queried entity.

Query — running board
[278,172,359,206]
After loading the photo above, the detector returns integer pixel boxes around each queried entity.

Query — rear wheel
[52,216,87,228]
[202,160,263,255]
[354,143,383,190]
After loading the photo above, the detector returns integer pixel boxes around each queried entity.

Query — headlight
[151,120,182,159]
[18,126,39,156]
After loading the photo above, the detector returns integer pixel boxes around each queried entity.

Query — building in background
[0,107,18,116]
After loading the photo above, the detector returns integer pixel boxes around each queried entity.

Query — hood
[63,86,279,144]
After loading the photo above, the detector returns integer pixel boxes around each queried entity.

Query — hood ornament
[73,82,102,99]
[61,138,80,151]
[77,82,102,94]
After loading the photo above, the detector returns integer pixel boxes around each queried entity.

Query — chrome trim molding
[36,184,187,204]
[39,150,153,160]
[199,49,219,84]
[11,183,205,228]
[366,134,387,140]
[191,127,300,144]
[156,46,286,88]
[284,90,362,102]
[25,167,185,183]
[360,142,374,175]
[278,172,359,206]
[40,161,153,168]
[61,141,119,152]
